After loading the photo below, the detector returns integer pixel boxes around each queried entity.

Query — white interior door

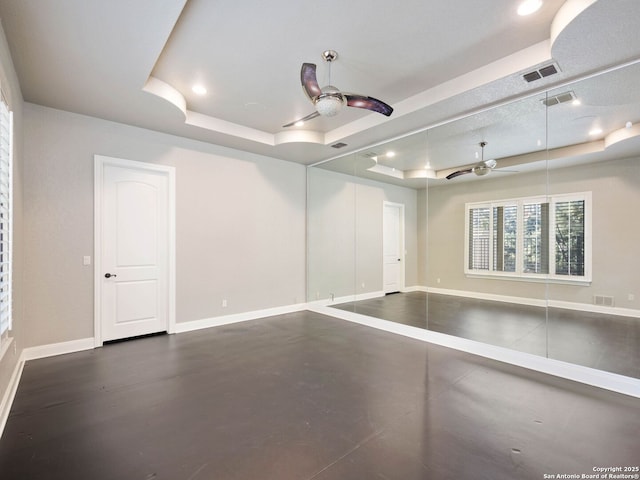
[95,156,175,343]
[383,202,404,293]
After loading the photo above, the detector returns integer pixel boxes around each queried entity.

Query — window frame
[464,192,592,285]
[0,90,13,348]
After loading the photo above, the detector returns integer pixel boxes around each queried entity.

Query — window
[468,207,490,270]
[465,193,591,283]
[0,93,12,341]
[554,199,585,276]
[492,205,517,272]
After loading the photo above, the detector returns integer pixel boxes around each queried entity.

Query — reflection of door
[95,156,175,344]
[383,202,404,293]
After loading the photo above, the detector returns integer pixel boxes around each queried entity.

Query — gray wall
[548,157,639,307]
[22,103,307,347]
[308,167,418,301]
[0,21,24,409]
[424,157,640,308]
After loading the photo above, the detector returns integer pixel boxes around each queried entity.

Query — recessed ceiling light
[192,84,207,95]
[572,98,581,106]
[294,121,305,127]
[626,121,633,129]
[518,0,542,16]
[386,151,395,158]
[589,128,603,136]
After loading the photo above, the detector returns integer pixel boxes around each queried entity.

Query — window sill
[465,272,592,286]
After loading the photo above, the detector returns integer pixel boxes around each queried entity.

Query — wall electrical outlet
[222,299,228,308]
[628,294,635,301]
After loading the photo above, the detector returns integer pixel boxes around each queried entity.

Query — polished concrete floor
[334,292,640,378]
[1,311,639,479]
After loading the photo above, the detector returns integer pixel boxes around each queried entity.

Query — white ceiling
[1,0,639,174]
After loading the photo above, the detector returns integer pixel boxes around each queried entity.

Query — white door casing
[383,202,405,293]
[94,156,175,345]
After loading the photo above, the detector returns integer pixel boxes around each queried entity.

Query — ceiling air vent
[523,62,560,83]
[331,142,348,149]
[539,64,558,77]
[541,90,576,107]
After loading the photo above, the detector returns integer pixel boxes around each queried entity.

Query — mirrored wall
[307,60,640,381]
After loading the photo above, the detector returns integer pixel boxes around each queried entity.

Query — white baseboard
[401,285,426,293]
[0,354,25,439]
[427,286,547,307]
[357,291,386,301]
[306,291,385,309]
[174,302,308,334]
[548,299,640,318]
[22,338,96,361]
[425,287,640,318]
[310,305,640,399]
[2,338,94,439]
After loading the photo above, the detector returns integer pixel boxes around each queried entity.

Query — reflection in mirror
[307,153,359,307]
[546,62,640,378]
[422,94,549,356]
[352,133,428,326]
[308,60,640,381]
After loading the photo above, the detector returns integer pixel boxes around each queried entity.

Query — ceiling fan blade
[301,63,322,100]
[282,111,321,128]
[344,94,393,116]
[446,168,473,180]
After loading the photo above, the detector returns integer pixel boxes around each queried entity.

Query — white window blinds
[554,199,585,276]
[468,207,490,270]
[465,193,591,283]
[0,95,12,337]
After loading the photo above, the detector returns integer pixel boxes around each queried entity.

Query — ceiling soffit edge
[143,41,553,150]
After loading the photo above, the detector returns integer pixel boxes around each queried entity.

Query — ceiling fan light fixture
[473,165,492,176]
[314,91,345,117]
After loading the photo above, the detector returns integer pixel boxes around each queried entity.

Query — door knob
[104,273,117,278]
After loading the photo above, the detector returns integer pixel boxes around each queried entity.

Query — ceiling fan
[446,142,500,179]
[283,50,393,128]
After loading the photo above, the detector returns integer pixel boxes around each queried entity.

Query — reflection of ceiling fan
[446,141,500,179]
[283,50,393,128]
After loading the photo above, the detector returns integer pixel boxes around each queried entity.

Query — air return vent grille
[541,90,576,107]
[523,63,560,83]
[593,295,614,307]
